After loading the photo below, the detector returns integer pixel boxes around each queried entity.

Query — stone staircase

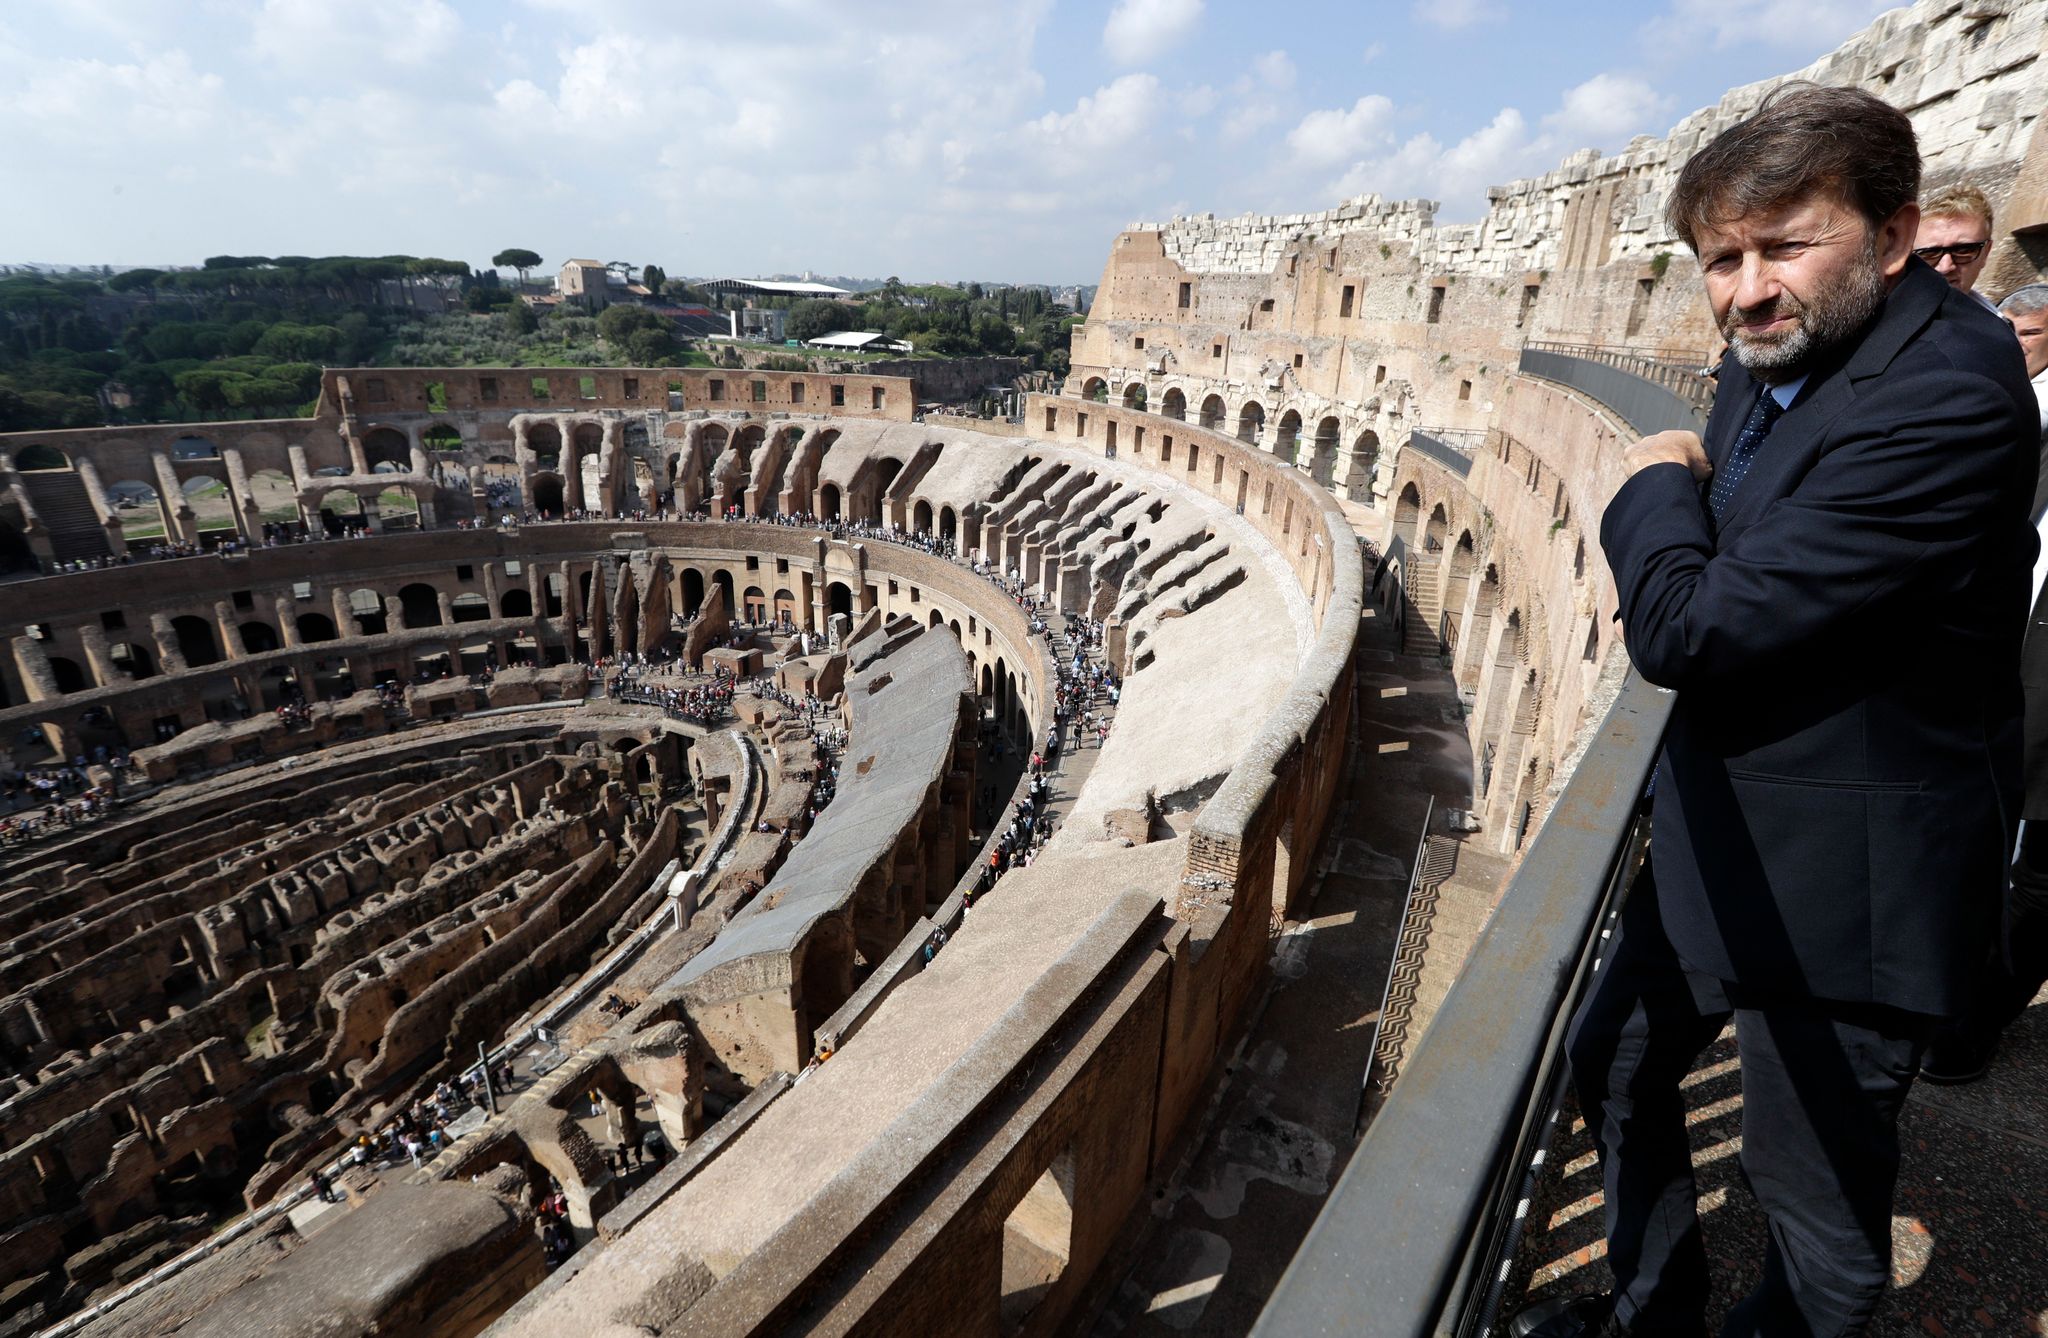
[19,471,112,562]
[1402,553,1442,656]
[1368,832,1465,1096]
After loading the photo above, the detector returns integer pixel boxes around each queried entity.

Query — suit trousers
[1566,870,1935,1337]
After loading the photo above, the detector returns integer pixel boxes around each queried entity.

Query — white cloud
[1361,41,1385,65]
[1286,95,1396,168]
[1642,0,1893,52]
[1312,70,1674,217]
[1252,50,1296,91]
[1543,72,1671,145]
[1102,0,1203,65]
[1414,0,1504,31]
[247,0,461,72]
[3,50,226,138]
[1022,73,1162,156]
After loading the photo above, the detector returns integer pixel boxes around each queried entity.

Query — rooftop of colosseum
[1,3,2046,1336]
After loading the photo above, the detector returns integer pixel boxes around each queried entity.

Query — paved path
[1087,577,1479,1336]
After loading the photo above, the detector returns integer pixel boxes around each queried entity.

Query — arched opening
[867,459,901,526]
[742,585,767,623]
[48,656,88,694]
[1393,483,1421,550]
[318,490,364,536]
[819,483,841,521]
[531,474,564,516]
[1198,395,1225,430]
[450,593,491,623]
[1347,430,1380,503]
[681,568,705,616]
[1273,410,1301,463]
[110,641,155,679]
[348,588,387,636]
[500,588,533,619]
[12,444,68,471]
[939,506,957,547]
[1082,377,1108,403]
[363,428,410,470]
[1236,401,1264,445]
[1311,417,1341,485]
[423,423,463,453]
[711,570,735,616]
[238,621,280,654]
[827,580,853,622]
[1424,504,1449,553]
[398,583,442,629]
[1121,383,1147,410]
[296,612,338,643]
[773,587,798,627]
[1161,388,1187,421]
[171,614,220,667]
[913,499,933,535]
[929,608,945,628]
[572,420,604,456]
[528,419,562,458]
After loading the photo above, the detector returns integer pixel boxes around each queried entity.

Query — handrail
[1521,341,1715,426]
[1360,792,1435,1123]
[1252,671,1673,1338]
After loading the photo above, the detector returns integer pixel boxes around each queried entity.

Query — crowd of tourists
[0,756,130,847]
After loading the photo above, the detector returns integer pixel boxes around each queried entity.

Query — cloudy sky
[0,0,1901,283]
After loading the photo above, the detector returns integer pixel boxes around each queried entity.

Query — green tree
[506,301,539,336]
[253,322,344,361]
[642,264,666,294]
[107,268,164,293]
[785,299,847,343]
[597,304,666,345]
[624,327,678,365]
[493,249,543,284]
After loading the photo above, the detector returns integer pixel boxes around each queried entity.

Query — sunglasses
[1913,241,1987,264]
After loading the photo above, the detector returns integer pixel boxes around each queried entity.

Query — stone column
[362,493,384,534]
[333,587,363,637]
[73,458,130,556]
[221,448,257,540]
[560,417,584,514]
[274,595,302,648]
[152,452,197,545]
[436,590,455,626]
[77,624,118,686]
[149,611,190,673]
[214,601,246,658]
[11,635,59,701]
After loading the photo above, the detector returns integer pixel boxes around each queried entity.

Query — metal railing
[1521,341,1715,432]
[1252,672,1672,1338]
[1406,429,1476,478]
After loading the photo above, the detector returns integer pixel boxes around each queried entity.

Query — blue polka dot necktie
[1706,387,1785,523]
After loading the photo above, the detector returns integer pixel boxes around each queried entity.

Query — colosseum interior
[1,2,2045,1335]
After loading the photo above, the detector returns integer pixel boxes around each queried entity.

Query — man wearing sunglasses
[1913,182,1996,310]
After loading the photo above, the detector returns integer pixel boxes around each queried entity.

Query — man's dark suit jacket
[1601,260,2038,1016]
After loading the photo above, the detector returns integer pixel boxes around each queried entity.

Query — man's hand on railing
[1621,430,1710,482]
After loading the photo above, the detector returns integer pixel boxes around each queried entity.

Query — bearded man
[1519,84,2038,1338]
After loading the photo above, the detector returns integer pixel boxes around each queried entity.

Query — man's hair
[1921,181,1994,234]
[2000,284,2048,318]
[1666,82,1920,252]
